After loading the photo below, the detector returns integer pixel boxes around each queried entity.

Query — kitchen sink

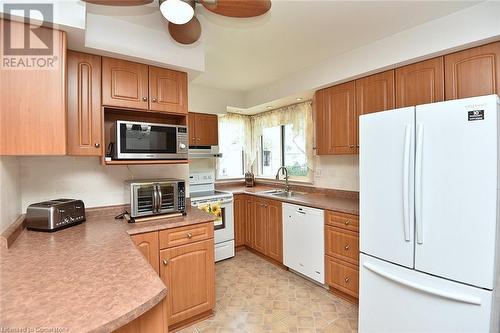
[259,189,302,198]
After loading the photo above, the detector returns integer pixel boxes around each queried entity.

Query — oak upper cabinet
[67,51,103,156]
[188,113,219,146]
[355,70,395,116]
[315,82,357,155]
[131,232,160,274]
[265,199,283,263]
[0,20,67,155]
[102,57,149,110]
[395,57,444,108]
[160,239,215,326]
[149,66,188,114]
[234,195,246,248]
[444,42,500,100]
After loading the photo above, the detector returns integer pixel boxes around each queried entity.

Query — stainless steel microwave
[110,120,188,160]
[128,179,186,219]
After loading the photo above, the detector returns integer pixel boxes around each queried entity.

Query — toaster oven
[128,179,186,219]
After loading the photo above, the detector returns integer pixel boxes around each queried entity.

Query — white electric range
[189,172,235,262]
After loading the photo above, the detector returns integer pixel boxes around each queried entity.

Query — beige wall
[0,157,21,232]
[19,157,189,213]
[313,155,359,192]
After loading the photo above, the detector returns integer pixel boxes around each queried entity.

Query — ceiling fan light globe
[160,0,194,25]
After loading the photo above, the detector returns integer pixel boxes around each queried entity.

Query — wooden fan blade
[168,16,201,45]
[201,0,271,18]
[83,0,153,6]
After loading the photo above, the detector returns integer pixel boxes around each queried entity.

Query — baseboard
[168,310,214,332]
[328,287,359,305]
[241,246,288,270]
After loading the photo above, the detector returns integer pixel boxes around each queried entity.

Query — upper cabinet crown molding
[396,57,444,108]
[67,51,103,156]
[0,19,67,155]
[444,41,500,100]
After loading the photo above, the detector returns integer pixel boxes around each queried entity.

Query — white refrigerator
[359,95,500,332]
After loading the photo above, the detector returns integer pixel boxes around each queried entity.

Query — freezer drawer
[359,254,494,333]
[283,203,325,284]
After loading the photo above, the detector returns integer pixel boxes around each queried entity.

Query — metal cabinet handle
[94,143,100,148]
[344,244,350,251]
[345,277,350,283]
[142,97,148,101]
[344,220,350,225]
[162,259,169,265]
[187,233,193,239]
[152,97,157,102]
[349,145,355,148]
[356,144,360,148]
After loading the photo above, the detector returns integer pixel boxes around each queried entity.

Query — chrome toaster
[26,199,86,232]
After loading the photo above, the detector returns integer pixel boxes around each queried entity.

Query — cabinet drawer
[325,226,359,265]
[325,210,359,232]
[159,222,213,249]
[326,257,359,298]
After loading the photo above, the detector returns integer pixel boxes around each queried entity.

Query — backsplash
[19,157,189,212]
[313,155,359,191]
[0,157,21,233]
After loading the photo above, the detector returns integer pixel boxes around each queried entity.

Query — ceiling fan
[83,0,272,44]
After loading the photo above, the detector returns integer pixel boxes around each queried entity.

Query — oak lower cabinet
[444,41,500,100]
[102,57,149,110]
[67,51,103,156]
[131,232,160,274]
[188,113,219,146]
[0,20,67,155]
[244,196,283,263]
[395,57,444,108]
[324,210,359,302]
[315,81,357,155]
[233,195,246,247]
[160,239,215,327]
[149,66,188,114]
[113,302,166,333]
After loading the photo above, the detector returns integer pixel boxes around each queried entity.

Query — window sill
[255,177,313,186]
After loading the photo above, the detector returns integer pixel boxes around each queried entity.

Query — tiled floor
[179,250,358,333]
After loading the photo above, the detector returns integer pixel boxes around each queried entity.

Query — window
[217,113,251,179]
[259,124,309,179]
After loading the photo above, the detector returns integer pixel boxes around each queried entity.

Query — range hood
[188,145,222,158]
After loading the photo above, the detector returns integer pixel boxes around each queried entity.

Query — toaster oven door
[132,184,156,217]
[157,183,178,214]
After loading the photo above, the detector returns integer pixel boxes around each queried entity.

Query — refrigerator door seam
[363,262,482,305]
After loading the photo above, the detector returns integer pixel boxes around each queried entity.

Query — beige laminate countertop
[0,206,215,333]
[217,184,359,215]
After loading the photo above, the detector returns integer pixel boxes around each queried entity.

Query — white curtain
[250,101,314,180]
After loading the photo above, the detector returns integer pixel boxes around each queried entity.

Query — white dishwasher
[283,203,325,284]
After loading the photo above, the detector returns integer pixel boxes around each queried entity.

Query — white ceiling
[192,0,480,92]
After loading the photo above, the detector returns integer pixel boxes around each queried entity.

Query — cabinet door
[160,239,215,326]
[149,66,188,114]
[102,57,149,110]
[444,42,500,100]
[0,20,67,155]
[188,113,196,146]
[253,199,267,254]
[396,57,444,108]
[245,197,255,248]
[234,195,246,247]
[356,70,395,115]
[325,82,357,155]
[265,199,283,263]
[314,89,326,155]
[131,232,160,274]
[194,113,219,146]
[67,51,103,156]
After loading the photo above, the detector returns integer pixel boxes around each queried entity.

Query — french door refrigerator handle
[363,262,482,305]
[415,124,424,244]
[403,124,412,242]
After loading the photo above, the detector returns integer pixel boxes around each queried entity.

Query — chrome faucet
[275,166,290,193]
